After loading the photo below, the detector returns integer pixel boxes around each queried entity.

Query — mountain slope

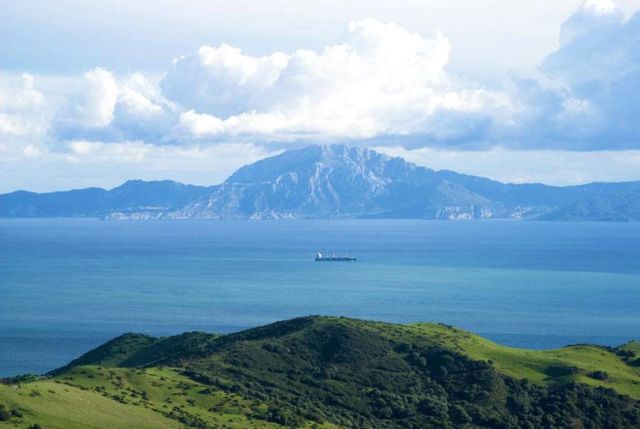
[538,188,640,221]
[4,316,637,429]
[0,367,296,429]
[171,145,526,219]
[0,180,211,218]
[2,145,640,220]
[0,187,108,217]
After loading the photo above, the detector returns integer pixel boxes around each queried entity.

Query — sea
[1,218,639,377]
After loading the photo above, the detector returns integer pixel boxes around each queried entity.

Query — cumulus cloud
[565,0,621,41]
[158,7,640,150]
[0,73,52,161]
[164,18,508,144]
[11,9,640,152]
[162,44,289,116]
[0,73,46,137]
[111,73,178,140]
[546,1,628,84]
[66,67,119,128]
[536,1,640,149]
[54,68,177,142]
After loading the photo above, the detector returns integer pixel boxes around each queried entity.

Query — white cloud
[0,74,44,112]
[111,73,178,140]
[0,113,27,136]
[535,0,640,149]
[164,18,507,143]
[118,73,165,119]
[0,73,46,137]
[162,44,289,116]
[53,69,177,142]
[11,11,640,152]
[550,3,628,83]
[0,73,51,163]
[581,0,619,15]
[68,67,119,127]
[161,10,640,150]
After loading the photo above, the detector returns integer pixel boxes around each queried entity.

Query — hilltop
[2,145,640,221]
[1,316,639,428]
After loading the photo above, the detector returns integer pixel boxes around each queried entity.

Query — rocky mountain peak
[226,144,405,185]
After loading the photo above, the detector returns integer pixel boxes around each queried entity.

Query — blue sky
[1,0,640,192]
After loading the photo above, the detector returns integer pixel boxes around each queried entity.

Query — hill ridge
[3,316,639,429]
[52,316,640,399]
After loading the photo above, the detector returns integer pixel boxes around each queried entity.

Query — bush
[587,371,609,381]
[616,349,635,359]
[0,407,11,421]
[545,365,578,377]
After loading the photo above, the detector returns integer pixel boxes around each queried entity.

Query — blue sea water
[0,218,639,377]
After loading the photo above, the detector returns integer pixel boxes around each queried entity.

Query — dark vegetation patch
[50,333,158,374]
[587,370,609,381]
[0,403,23,422]
[615,343,639,368]
[120,332,221,367]
[544,365,579,378]
[0,374,41,385]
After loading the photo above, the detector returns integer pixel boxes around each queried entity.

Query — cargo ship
[315,252,357,262]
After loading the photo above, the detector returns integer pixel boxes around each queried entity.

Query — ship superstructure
[315,252,357,262]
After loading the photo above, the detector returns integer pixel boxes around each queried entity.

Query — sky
[1,0,640,192]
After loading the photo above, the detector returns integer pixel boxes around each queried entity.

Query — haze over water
[1,218,639,377]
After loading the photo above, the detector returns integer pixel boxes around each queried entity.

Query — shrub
[0,406,11,421]
[545,365,578,377]
[587,371,609,381]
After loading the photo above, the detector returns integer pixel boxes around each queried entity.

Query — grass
[407,323,640,398]
[0,378,178,429]
[620,340,640,355]
[0,366,338,429]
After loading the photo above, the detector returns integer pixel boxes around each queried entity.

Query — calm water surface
[1,218,639,376]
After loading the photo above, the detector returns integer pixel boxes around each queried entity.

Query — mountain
[2,144,640,220]
[538,189,640,221]
[1,317,639,428]
[172,145,512,219]
[0,180,211,218]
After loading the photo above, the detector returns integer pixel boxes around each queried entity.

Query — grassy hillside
[0,376,178,429]
[0,367,335,429]
[407,323,640,398]
[2,317,639,429]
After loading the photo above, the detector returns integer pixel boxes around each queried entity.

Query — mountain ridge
[2,144,640,221]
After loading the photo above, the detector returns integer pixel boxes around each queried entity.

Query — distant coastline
[2,145,640,221]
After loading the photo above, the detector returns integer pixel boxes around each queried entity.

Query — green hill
[2,317,639,429]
